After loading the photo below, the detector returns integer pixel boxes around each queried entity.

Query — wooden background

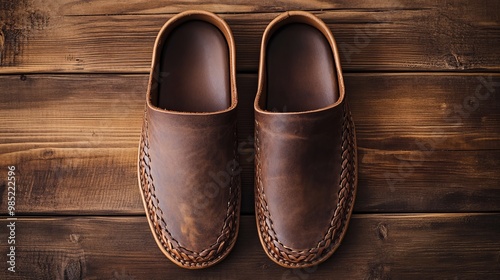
[0,0,499,279]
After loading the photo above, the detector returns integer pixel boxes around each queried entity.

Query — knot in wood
[376,223,388,240]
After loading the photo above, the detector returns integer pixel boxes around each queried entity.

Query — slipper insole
[158,20,230,112]
[266,23,338,112]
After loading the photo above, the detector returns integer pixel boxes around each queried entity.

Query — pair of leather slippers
[138,10,357,269]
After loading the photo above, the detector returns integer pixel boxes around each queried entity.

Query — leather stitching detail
[255,101,356,267]
[138,111,240,268]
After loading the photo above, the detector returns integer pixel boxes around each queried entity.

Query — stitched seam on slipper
[139,111,240,268]
[255,101,356,267]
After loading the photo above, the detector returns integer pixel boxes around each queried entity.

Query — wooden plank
[2,147,498,215]
[1,73,497,150]
[0,74,146,215]
[0,73,497,152]
[0,214,499,279]
[0,73,499,214]
[348,73,500,151]
[358,149,500,212]
[0,0,499,73]
[19,0,446,15]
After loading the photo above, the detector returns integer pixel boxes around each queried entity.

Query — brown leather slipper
[138,10,240,269]
[254,11,357,268]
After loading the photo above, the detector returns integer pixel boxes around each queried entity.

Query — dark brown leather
[254,11,357,268]
[158,20,230,112]
[138,10,240,269]
[266,23,338,112]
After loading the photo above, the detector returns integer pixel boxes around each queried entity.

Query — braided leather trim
[138,111,240,268]
[255,101,356,267]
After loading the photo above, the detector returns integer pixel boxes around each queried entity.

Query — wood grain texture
[0,74,146,215]
[348,73,500,151]
[0,1,498,278]
[358,149,500,212]
[0,0,499,73]
[0,74,498,214]
[0,214,499,279]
